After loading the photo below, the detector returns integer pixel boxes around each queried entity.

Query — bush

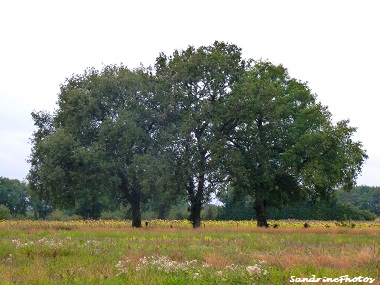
[101,210,126,220]
[0,205,12,220]
[46,210,77,221]
[332,204,377,221]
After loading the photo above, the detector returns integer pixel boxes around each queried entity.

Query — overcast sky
[1,0,379,186]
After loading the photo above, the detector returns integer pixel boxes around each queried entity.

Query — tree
[0,177,29,217]
[28,42,368,228]
[28,66,158,226]
[155,41,249,228]
[222,60,368,227]
[217,187,255,220]
[337,186,380,216]
[0,205,12,220]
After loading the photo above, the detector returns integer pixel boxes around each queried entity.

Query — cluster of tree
[0,177,29,218]
[1,177,376,222]
[0,176,54,220]
[28,41,368,228]
[336,186,380,216]
[216,190,376,221]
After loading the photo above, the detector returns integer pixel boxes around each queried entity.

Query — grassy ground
[0,220,379,284]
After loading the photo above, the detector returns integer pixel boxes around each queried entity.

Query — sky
[0,0,379,186]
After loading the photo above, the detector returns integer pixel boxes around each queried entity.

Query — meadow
[0,220,379,284]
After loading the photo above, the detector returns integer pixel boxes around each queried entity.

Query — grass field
[0,220,379,284]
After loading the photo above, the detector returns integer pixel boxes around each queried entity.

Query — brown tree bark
[254,197,269,227]
[187,175,204,229]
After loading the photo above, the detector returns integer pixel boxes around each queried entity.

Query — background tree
[141,152,185,220]
[337,186,380,216]
[222,60,368,227]
[216,190,376,221]
[29,198,53,220]
[0,205,12,220]
[0,177,29,218]
[216,187,255,220]
[155,41,249,228]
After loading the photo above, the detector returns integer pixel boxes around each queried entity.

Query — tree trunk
[254,198,269,227]
[131,196,142,228]
[190,202,202,228]
[187,176,204,229]
[120,176,142,228]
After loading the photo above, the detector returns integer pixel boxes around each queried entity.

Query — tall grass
[0,220,378,284]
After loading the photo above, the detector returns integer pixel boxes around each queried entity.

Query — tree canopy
[28,66,160,226]
[337,186,380,216]
[221,60,368,226]
[0,177,29,217]
[154,41,249,227]
[28,41,368,227]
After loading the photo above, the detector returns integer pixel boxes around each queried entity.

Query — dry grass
[1,220,379,284]
[202,252,231,267]
[255,243,379,270]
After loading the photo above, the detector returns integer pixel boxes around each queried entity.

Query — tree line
[27,41,368,228]
[0,177,377,221]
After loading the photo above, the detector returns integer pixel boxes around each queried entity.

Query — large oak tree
[221,60,368,227]
[154,41,249,228]
[28,66,158,226]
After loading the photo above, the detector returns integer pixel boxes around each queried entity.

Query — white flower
[246,264,261,275]
[193,272,200,278]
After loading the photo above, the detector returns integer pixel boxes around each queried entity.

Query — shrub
[101,210,126,220]
[46,210,72,221]
[0,204,12,220]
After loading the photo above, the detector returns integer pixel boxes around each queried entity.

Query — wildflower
[11,239,21,247]
[115,261,124,268]
[246,264,261,275]
[115,260,128,276]
[246,264,268,276]
[139,256,148,265]
[6,254,13,263]
[202,262,211,268]
[193,272,200,278]
[226,263,239,270]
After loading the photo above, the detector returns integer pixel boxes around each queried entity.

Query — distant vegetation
[0,177,377,221]
[337,185,380,216]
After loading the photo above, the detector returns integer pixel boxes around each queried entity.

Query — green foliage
[45,209,79,221]
[155,41,249,228]
[267,199,376,221]
[28,42,368,228]
[29,198,53,220]
[28,66,160,226]
[217,188,255,220]
[220,60,368,226]
[167,201,189,220]
[0,204,12,220]
[0,177,29,217]
[100,206,128,220]
[217,191,376,221]
[200,204,219,220]
[337,186,380,216]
